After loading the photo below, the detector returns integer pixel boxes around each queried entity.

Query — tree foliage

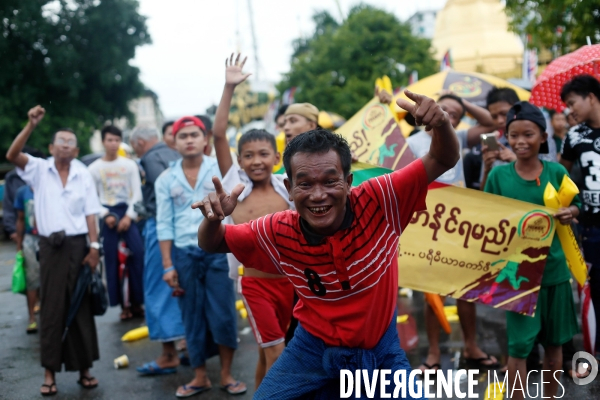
[0,0,150,160]
[277,5,437,118]
[504,0,600,53]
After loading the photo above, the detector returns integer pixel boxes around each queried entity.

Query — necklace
[183,168,198,183]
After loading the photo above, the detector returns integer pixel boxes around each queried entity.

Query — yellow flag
[543,177,588,286]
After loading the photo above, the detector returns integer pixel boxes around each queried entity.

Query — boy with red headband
[155,116,246,397]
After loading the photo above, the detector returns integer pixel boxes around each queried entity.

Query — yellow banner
[399,184,557,316]
[336,98,415,171]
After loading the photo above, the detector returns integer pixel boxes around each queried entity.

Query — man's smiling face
[285,149,352,236]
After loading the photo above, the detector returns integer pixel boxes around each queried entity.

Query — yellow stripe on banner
[391,142,410,171]
[494,286,541,310]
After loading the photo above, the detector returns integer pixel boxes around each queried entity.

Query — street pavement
[1,239,599,399]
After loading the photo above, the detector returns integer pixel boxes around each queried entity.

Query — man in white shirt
[6,105,102,396]
[88,125,144,321]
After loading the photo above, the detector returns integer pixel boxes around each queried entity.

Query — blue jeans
[173,246,237,368]
[255,313,424,400]
[142,218,185,342]
[582,224,600,351]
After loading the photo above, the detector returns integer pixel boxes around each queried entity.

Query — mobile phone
[480,133,500,151]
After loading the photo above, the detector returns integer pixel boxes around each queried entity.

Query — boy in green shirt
[484,101,580,399]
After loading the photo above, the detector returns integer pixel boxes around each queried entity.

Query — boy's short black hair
[196,115,213,132]
[283,128,351,183]
[275,104,289,122]
[162,120,174,135]
[560,75,600,102]
[101,125,122,141]
[51,128,76,144]
[238,129,277,155]
[486,87,519,108]
[549,109,566,119]
[438,94,466,119]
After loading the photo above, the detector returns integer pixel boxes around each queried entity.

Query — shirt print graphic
[100,167,130,204]
[567,124,600,215]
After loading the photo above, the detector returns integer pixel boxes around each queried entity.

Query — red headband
[172,116,206,136]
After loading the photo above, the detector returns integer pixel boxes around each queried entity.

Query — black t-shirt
[561,123,600,226]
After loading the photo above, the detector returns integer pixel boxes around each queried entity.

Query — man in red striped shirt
[194,91,460,398]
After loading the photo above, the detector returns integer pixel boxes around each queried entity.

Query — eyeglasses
[176,131,202,140]
[55,138,77,146]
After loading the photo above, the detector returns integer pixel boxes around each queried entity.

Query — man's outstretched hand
[191,176,244,221]
[225,53,251,86]
[396,90,449,132]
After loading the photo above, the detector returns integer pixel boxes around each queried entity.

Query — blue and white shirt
[155,157,221,249]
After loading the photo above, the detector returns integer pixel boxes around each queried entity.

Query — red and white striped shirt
[224,159,428,348]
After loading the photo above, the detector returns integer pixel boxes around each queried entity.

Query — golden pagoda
[432,0,524,79]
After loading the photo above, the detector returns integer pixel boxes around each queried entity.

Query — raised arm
[396,91,460,183]
[192,176,244,252]
[213,53,252,176]
[463,99,496,147]
[6,106,45,169]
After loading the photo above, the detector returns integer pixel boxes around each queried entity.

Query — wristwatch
[90,242,101,250]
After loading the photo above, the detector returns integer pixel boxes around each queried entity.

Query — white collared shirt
[17,156,102,237]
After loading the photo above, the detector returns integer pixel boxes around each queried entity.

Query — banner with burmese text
[397,184,556,316]
[337,101,556,317]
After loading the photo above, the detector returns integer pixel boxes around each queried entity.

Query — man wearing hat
[283,103,319,144]
[155,116,246,397]
[484,101,580,400]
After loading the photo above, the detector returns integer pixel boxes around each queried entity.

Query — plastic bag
[12,250,26,294]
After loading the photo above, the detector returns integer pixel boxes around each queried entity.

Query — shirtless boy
[212,54,295,389]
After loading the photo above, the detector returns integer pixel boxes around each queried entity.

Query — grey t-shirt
[407,129,468,187]
[140,142,181,217]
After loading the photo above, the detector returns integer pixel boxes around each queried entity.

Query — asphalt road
[1,239,599,399]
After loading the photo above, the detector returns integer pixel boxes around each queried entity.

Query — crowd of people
[2,50,600,399]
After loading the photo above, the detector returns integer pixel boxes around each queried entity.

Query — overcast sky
[132,0,446,119]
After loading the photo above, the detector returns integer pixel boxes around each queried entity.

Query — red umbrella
[579,281,596,355]
[530,44,600,112]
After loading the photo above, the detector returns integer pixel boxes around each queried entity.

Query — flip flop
[176,384,211,398]
[40,382,57,396]
[137,360,177,376]
[418,362,441,374]
[221,381,247,395]
[463,354,500,369]
[77,376,98,389]
[27,321,38,334]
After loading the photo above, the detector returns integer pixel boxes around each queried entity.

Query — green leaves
[504,0,600,53]
[0,0,150,160]
[277,5,436,118]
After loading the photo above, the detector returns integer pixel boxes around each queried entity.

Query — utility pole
[247,0,259,80]
[334,0,345,21]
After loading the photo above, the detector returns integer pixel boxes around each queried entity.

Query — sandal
[27,321,38,334]
[463,354,500,369]
[221,381,247,395]
[77,376,98,389]
[418,362,441,374]
[120,310,133,321]
[40,382,57,397]
[176,384,211,398]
